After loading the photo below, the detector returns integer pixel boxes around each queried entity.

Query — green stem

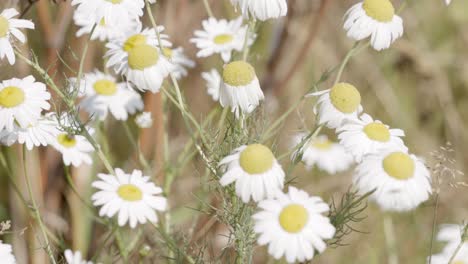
[447,241,463,264]
[383,214,398,264]
[202,0,214,17]
[242,19,255,61]
[22,146,57,264]
[428,193,440,264]
[122,122,151,172]
[333,41,369,85]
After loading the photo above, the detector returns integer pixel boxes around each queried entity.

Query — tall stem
[383,214,398,264]
[22,146,57,264]
[202,0,214,17]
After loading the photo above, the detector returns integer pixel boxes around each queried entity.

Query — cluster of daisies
[0,0,459,262]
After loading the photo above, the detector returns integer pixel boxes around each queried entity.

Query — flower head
[219,144,285,203]
[343,0,404,51]
[292,134,354,174]
[92,168,167,228]
[0,8,34,65]
[0,76,50,132]
[202,69,221,101]
[354,149,432,211]
[0,241,16,264]
[311,83,363,129]
[105,26,174,93]
[135,112,153,129]
[219,61,264,117]
[64,249,92,264]
[230,0,288,21]
[337,113,407,162]
[253,187,335,263]
[191,17,254,63]
[73,70,143,121]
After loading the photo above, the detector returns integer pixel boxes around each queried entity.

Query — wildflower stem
[122,121,151,172]
[75,23,97,94]
[202,0,214,18]
[0,148,29,206]
[242,19,255,61]
[334,41,370,85]
[428,193,440,264]
[21,146,57,264]
[447,240,464,264]
[383,214,399,264]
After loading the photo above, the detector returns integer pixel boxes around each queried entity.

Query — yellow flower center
[329,83,361,114]
[105,0,123,4]
[213,34,234,45]
[239,144,275,174]
[162,47,173,58]
[363,122,390,142]
[99,18,106,26]
[0,86,25,108]
[362,0,395,22]
[0,16,9,37]
[127,44,159,70]
[383,152,415,180]
[222,61,256,87]
[57,133,77,148]
[93,79,117,96]
[123,34,147,52]
[279,204,309,233]
[311,138,333,150]
[117,184,143,201]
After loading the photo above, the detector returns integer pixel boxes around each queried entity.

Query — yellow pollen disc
[0,86,25,108]
[0,16,9,37]
[117,184,143,201]
[329,83,361,114]
[279,204,309,233]
[363,122,390,142]
[106,0,123,4]
[362,0,395,22]
[123,34,148,52]
[213,34,234,45]
[57,133,77,148]
[239,144,275,174]
[383,152,415,180]
[127,44,159,70]
[311,138,333,150]
[99,18,106,26]
[222,61,256,87]
[162,47,173,58]
[93,80,117,96]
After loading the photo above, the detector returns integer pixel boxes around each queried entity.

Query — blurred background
[0,0,467,263]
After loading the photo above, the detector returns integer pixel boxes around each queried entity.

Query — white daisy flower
[0,8,34,65]
[135,112,153,128]
[91,168,167,228]
[190,17,253,63]
[230,0,288,21]
[162,46,195,79]
[73,70,143,121]
[49,114,94,167]
[253,186,335,263]
[71,0,144,25]
[445,0,452,5]
[0,113,58,150]
[354,149,432,212]
[51,132,94,167]
[105,27,174,93]
[219,144,285,203]
[202,69,221,101]
[0,76,50,132]
[337,113,407,162]
[310,82,363,129]
[0,240,16,264]
[219,61,264,117]
[292,133,354,174]
[73,9,140,42]
[429,224,468,264]
[64,249,92,264]
[343,0,404,51]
